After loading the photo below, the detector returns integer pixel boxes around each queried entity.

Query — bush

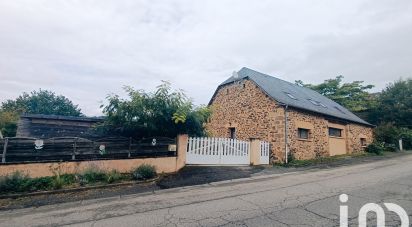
[374,123,412,150]
[79,167,107,185]
[0,171,31,193]
[365,142,385,155]
[106,170,123,184]
[132,164,157,180]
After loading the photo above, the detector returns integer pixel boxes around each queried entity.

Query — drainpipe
[284,105,289,163]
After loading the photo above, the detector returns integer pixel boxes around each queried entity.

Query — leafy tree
[99,81,211,138]
[1,89,82,116]
[0,111,19,137]
[0,89,82,137]
[369,79,412,127]
[295,76,375,112]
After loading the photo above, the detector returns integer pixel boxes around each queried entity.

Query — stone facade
[207,79,373,163]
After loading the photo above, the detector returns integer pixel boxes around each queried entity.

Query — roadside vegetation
[0,164,157,195]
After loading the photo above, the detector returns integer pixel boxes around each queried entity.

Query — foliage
[374,123,412,150]
[295,75,375,112]
[0,111,19,137]
[0,171,32,193]
[1,89,82,117]
[79,167,108,185]
[99,81,211,138]
[367,79,412,127]
[106,170,124,184]
[132,164,157,180]
[0,89,83,137]
[365,142,385,155]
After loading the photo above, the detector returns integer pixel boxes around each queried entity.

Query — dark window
[360,138,367,147]
[329,127,342,137]
[227,89,229,94]
[229,127,236,139]
[243,83,246,89]
[298,128,309,139]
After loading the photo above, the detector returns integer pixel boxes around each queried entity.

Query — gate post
[176,134,188,171]
[250,138,261,165]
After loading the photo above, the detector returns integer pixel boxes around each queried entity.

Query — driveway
[1,153,412,226]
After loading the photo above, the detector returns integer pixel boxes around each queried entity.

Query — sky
[0,0,411,116]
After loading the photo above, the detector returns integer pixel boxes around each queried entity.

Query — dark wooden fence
[0,136,177,164]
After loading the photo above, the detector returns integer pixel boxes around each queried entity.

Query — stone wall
[286,108,329,160]
[347,123,373,153]
[206,80,286,162]
[207,79,374,163]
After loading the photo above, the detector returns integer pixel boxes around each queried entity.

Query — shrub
[365,142,385,155]
[79,167,107,185]
[106,170,123,184]
[132,164,157,180]
[28,176,53,191]
[0,171,31,193]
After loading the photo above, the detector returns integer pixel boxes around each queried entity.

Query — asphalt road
[1,154,412,227]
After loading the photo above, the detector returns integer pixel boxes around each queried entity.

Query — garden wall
[0,135,188,178]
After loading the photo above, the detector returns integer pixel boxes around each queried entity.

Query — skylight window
[334,106,346,114]
[308,99,320,106]
[285,92,297,100]
[307,99,327,108]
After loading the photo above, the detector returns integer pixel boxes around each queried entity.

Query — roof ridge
[215,67,372,126]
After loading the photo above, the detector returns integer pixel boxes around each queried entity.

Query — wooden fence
[0,136,177,164]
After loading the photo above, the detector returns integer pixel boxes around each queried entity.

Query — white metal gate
[187,137,250,165]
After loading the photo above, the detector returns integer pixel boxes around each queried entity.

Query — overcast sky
[1,0,411,116]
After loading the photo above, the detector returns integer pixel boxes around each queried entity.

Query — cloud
[0,0,411,115]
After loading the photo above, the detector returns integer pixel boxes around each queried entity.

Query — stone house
[206,67,374,162]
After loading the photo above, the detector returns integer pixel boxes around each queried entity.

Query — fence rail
[0,136,177,164]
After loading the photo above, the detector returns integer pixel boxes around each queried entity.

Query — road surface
[1,154,412,226]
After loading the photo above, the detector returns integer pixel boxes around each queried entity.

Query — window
[229,127,236,139]
[360,138,367,147]
[334,106,346,114]
[298,128,309,139]
[285,92,298,100]
[329,127,342,137]
[308,99,320,106]
[319,103,327,108]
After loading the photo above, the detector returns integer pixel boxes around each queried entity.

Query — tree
[100,81,211,138]
[1,89,82,116]
[369,79,412,127]
[0,111,19,137]
[295,76,375,112]
[0,89,83,137]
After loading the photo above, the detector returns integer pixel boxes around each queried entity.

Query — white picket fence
[260,141,270,164]
[187,137,250,165]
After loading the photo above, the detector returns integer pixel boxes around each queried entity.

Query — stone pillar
[250,138,261,165]
[176,134,188,171]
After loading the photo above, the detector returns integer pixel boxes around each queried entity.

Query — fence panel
[0,136,177,164]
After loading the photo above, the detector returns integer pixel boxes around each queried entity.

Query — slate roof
[211,67,373,126]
